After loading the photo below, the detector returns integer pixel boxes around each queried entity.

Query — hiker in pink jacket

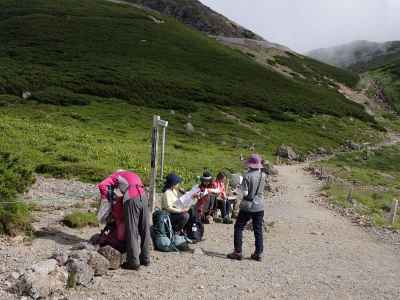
[98,170,150,270]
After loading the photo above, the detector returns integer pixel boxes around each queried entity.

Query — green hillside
[366,62,400,113]
[0,0,383,183]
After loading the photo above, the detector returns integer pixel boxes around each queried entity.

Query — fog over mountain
[201,0,400,53]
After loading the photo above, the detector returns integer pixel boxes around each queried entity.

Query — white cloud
[201,0,400,52]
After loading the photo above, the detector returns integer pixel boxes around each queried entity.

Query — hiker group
[95,154,267,270]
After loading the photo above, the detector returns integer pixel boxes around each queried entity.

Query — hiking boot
[121,262,140,270]
[250,253,262,262]
[140,260,150,267]
[223,217,233,224]
[227,252,243,261]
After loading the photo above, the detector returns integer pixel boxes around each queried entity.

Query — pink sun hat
[245,154,263,169]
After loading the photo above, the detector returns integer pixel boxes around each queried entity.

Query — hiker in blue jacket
[228,154,267,262]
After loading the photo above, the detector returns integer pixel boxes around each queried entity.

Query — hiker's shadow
[35,228,85,245]
[202,249,228,259]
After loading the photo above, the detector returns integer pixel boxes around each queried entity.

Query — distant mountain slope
[307,40,400,72]
[123,0,263,40]
[0,0,382,183]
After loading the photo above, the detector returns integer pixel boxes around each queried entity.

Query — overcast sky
[201,0,400,53]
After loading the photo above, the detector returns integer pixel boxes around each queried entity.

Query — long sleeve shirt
[162,188,184,214]
[98,171,144,202]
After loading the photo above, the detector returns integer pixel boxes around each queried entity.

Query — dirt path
[1,165,400,299]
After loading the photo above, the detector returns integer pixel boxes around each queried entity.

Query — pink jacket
[98,171,144,202]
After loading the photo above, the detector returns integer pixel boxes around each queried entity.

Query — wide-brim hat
[200,171,213,181]
[245,154,263,169]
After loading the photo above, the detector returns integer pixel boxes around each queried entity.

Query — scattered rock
[52,250,69,267]
[22,91,32,100]
[98,246,123,270]
[316,147,329,155]
[31,259,57,275]
[69,249,91,263]
[67,259,94,287]
[75,241,98,252]
[88,252,110,276]
[276,145,298,161]
[345,140,362,150]
[184,122,195,135]
[8,271,21,281]
[148,15,165,24]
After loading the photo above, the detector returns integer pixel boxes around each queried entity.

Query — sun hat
[245,154,263,169]
[200,171,213,181]
[165,173,182,187]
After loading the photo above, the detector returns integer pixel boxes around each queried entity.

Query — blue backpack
[151,209,189,252]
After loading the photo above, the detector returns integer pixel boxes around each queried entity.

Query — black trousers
[124,196,151,266]
[234,210,264,255]
[169,212,190,232]
[217,200,231,219]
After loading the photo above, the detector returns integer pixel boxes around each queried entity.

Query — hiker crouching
[98,170,150,270]
[228,154,266,262]
[161,173,190,233]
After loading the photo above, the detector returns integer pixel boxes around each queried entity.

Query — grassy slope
[368,62,400,113]
[0,0,383,184]
[274,52,359,88]
[316,145,400,229]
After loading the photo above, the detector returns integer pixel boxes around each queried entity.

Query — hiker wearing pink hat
[228,154,267,262]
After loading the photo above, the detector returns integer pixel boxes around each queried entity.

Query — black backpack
[185,211,204,242]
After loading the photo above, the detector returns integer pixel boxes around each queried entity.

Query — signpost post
[149,115,168,213]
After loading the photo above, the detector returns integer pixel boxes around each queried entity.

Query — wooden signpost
[149,115,168,213]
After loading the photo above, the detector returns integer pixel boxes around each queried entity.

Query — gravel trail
[1,165,399,299]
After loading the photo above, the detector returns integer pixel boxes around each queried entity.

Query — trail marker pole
[159,120,168,180]
[390,199,398,225]
[149,116,160,213]
[149,115,168,213]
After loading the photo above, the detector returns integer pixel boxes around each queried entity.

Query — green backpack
[151,209,189,252]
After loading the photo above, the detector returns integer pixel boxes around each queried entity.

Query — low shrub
[0,152,35,235]
[63,210,98,228]
[32,87,90,106]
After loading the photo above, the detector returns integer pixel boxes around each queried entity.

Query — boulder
[276,145,298,161]
[184,122,194,135]
[88,252,110,276]
[22,91,32,100]
[98,246,123,270]
[67,259,94,287]
[16,268,67,299]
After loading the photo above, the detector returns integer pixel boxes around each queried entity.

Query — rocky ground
[1,165,400,299]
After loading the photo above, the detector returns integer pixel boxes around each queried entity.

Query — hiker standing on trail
[228,154,266,262]
[98,170,150,270]
[161,173,190,233]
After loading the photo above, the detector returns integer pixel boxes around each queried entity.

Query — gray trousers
[123,196,151,266]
